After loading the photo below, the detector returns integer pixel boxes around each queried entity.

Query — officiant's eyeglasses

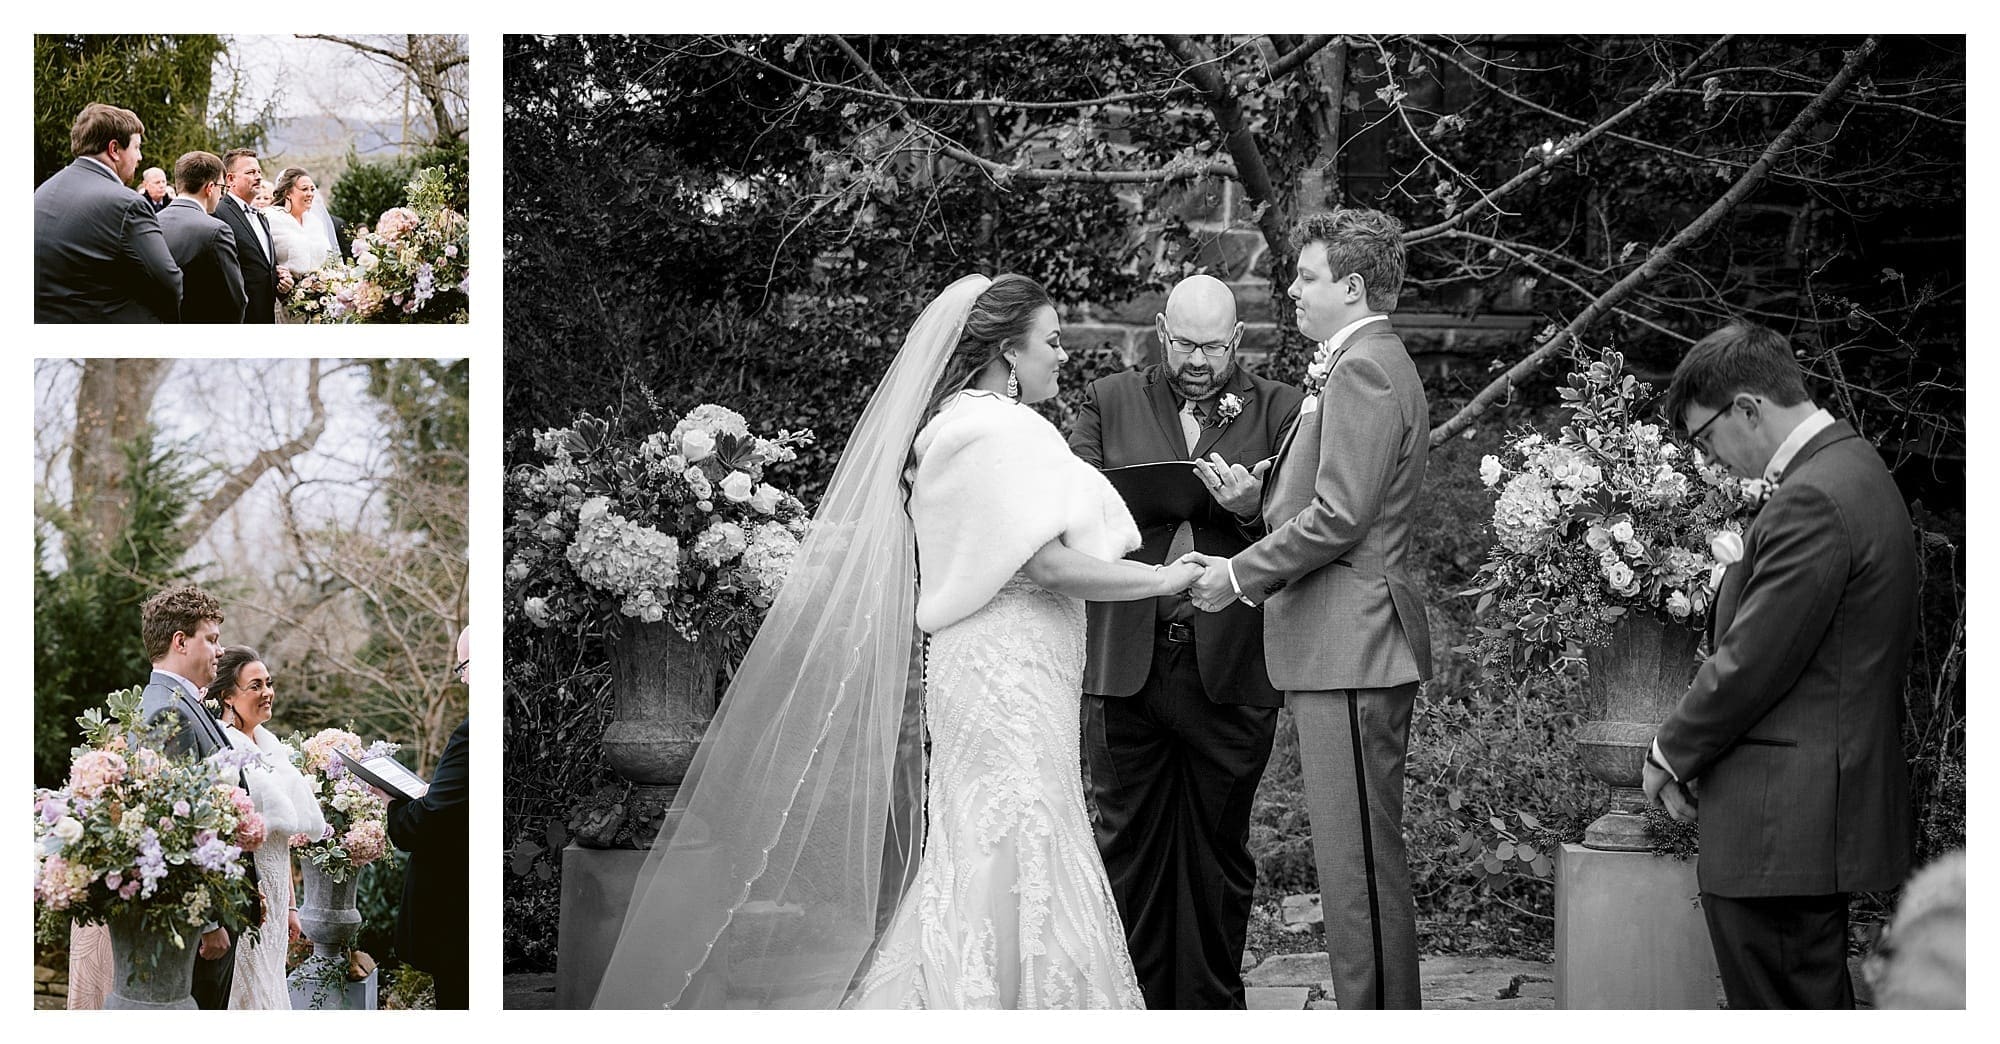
[452,659,470,682]
[1162,322,1238,359]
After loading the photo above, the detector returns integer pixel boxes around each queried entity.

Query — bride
[593,274,1201,1009]
[211,647,325,1010]
[265,167,328,320]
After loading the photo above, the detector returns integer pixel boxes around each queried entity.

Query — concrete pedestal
[286,964,378,1009]
[554,843,651,1009]
[1556,843,1721,1009]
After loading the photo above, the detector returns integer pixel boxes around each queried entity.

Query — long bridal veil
[592,274,993,1009]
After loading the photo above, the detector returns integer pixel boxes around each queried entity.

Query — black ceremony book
[1101,461,1210,530]
[336,749,430,801]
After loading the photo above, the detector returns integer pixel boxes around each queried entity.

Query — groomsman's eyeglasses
[1682,396,1759,458]
[1162,321,1238,359]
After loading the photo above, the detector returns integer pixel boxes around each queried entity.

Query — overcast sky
[220,34,436,124]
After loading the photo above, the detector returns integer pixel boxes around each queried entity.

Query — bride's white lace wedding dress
[220,724,326,1010]
[846,392,1145,1010]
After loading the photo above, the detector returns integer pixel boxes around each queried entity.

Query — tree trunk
[69,359,173,557]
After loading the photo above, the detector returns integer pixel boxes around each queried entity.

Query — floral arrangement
[285,727,397,883]
[505,401,814,652]
[1461,346,1763,685]
[289,166,468,324]
[33,687,264,979]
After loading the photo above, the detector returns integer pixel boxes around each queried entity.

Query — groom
[135,584,243,1010]
[1644,323,1916,1008]
[1187,208,1431,1009]
[1068,274,1304,1008]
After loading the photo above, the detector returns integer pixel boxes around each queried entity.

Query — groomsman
[1645,323,1917,1009]
[1069,275,1303,1008]
[33,103,181,323]
[1188,209,1432,1009]
[157,151,248,323]
[215,148,284,323]
[135,584,242,1009]
[388,627,471,1009]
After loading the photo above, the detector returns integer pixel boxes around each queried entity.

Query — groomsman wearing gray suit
[135,585,239,1010]
[157,151,248,324]
[33,103,182,323]
[1187,209,1431,1009]
[1645,324,1916,1008]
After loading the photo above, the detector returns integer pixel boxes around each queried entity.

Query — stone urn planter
[104,913,198,1009]
[289,861,367,1009]
[594,620,718,847]
[1575,613,1703,850]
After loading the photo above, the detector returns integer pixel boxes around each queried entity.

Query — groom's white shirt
[229,192,273,262]
[1651,405,1835,780]
[79,155,120,181]
[155,667,204,702]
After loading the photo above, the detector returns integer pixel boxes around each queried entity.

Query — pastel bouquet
[32,687,265,978]
[1461,346,1764,685]
[284,727,398,883]
[291,166,468,324]
[505,402,814,651]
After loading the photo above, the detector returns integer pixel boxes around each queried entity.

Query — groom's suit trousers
[1290,684,1421,1010]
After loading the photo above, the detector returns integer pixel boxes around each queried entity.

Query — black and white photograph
[497,34,1965,1011]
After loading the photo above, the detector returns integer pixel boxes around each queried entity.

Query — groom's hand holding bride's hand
[1175,552,1239,613]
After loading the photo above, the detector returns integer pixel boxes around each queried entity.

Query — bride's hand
[1156,560,1205,596]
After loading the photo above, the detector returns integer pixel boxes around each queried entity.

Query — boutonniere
[1741,478,1776,505]
[1305,340,1337,385]
[1300,394,1319,416]
[1212,393,1243,427]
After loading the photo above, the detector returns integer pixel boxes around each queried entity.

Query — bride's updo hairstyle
[270,166,312,209]
[919,273,1054,422]
[211,645,265,725]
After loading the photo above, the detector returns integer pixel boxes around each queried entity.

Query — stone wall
[1063,176,1544,382]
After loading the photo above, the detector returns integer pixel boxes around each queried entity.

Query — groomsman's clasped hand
[1641,753,1699,823]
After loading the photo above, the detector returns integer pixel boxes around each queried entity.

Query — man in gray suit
[33,103,181,323]
[1645,324,1916,1008]
[1186,209,1431,1009]
[157,151,248,323]
[135,584,239,1009]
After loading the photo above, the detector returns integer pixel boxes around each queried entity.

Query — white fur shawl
[219,725,329,840]
[911,392,1140,633]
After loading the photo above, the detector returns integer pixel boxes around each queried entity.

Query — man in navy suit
[1645,323,1917,1008]
[387,627,471,1009]
[33,103,181,323]
[1068,275,1304,1008]
[157,151,248,323]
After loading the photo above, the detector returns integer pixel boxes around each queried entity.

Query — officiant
[1066,274,1304,1009]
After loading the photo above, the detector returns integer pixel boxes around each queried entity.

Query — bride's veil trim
[592,274,992,1009]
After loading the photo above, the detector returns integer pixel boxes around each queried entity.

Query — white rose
[682,429,716,463]
[719,471,754,503]
[53,817,84,844]
[1621,539,1645,558]
[1709,530,1744,566]
[1666,591,1693,618]
[1605,562,1634,589]
[749,483,782,515]
[1609,520,1635,543]
[1584,525,1612,552]
[1479,455,1502,487]
[523,597,551,627]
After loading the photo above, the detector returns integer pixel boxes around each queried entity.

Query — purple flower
[38,796,67,825]
[191,837,240,873]
[172,800,191,817]
[135,830,167,897]
[194,828,216,847]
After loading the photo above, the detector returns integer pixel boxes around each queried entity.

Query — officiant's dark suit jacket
[33,158,181,323]
[387,720,468,1000]
[1069,363,1303,707]
[158,198,248,324]
[215,192,278,324]
[1656,420,1915,898]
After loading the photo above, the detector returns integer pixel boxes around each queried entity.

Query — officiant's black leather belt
[1160,621,1196,644]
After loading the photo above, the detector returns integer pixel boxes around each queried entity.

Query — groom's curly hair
[1290,208,1406,312]
[140,585,224,663]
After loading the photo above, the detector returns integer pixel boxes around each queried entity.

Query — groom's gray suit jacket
[140,669,229,760]
[1233,318,1432,691]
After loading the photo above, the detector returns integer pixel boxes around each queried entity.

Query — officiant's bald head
[1156,274,1243,400]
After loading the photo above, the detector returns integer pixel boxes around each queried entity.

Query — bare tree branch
[1162,34,1287,257]
[182,359,330,537]
[1428,36,1882,446]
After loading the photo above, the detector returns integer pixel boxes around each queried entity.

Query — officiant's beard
[1169,359,1232,401]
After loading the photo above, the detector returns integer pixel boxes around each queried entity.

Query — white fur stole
[911,392,1139,633]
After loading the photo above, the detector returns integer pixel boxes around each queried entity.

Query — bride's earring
[1006,364,1020,400]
